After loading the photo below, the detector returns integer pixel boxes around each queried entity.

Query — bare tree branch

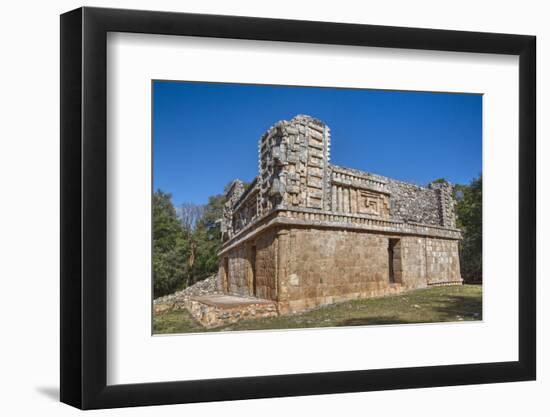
[176,202,205,231]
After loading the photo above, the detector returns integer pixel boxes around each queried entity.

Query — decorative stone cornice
[219,207,461,256]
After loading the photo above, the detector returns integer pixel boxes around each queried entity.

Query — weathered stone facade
[218,115,462,315]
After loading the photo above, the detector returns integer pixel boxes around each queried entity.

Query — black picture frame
[60,6,536,410]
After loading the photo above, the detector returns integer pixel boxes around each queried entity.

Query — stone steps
[187,295,278,328]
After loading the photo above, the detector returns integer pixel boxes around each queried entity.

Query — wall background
[0,0,545,415]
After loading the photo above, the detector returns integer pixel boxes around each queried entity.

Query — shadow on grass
[335,294,482,327]
[336,316,412,326]
[433,295,483,321]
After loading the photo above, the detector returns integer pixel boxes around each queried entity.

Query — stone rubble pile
[153,275,221,315]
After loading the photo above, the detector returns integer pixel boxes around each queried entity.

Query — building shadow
[336,316,411,326]
[334,294,482,327]
[432,295,483,321]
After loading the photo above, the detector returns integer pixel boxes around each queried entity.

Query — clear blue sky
[153,81,482,206]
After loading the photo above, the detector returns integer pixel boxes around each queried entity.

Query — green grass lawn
[153,284,482,335]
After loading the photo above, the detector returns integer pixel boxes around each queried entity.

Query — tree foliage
[454,175,482,283]
[187,193,225,286]
[153,190,190,297]
[153,189,226,297]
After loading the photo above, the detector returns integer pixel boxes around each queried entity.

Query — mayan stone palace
[186,115,463,326]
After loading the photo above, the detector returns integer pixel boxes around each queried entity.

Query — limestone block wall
[425,238,462,284]
[224,245,250,297]
[398,237,429,289]
[218,228,278,301]
[277,228,400,313]
[381,236,462,288]
[274,228,461,313]
[220,224,461,314]
[253,231,278,300]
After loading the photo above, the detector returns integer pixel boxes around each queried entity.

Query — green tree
[153,182,238,293]
[188,181,252,284]
[454,175,482,283]
[188,193,226,285]
[153,190,190,297]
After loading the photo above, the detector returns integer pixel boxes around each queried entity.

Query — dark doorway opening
[388,239,400,284]
[223,257,229,292]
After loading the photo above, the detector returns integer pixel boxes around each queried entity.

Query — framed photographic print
[60,6,536,410]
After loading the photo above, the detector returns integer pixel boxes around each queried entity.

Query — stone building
[217,114,462,315]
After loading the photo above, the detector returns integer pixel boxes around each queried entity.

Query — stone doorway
[388,238,402,284]
[222,257,229,292]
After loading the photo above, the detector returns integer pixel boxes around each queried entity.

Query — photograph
[152,81,483,334]
[0,0,542,413]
